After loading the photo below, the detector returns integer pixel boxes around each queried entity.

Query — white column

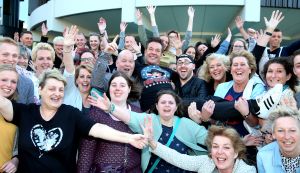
[121,0,136,22]
[242,0,260,22]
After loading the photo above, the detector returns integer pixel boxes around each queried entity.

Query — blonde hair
[75,65,93,87]
[0,64,19,100]
[198,53,229,82]
[0,37,18,47]
[229,50,257,78]
[266,105,300,133]
[32,42,55,62]
[39,68,67,89]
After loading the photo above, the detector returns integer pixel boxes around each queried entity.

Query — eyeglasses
[81,58,93,62]
[233,45,244,48]
[177,61,192,66]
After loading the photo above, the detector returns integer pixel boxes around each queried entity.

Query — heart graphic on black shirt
[30,124,63,151]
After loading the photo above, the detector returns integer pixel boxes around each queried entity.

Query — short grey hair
[53,36,64,45]
[266,105,300,133]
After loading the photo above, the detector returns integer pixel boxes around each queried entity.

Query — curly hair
[205,125,247,160]
[198,53,230,82]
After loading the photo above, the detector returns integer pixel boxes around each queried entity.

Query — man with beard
[174,54,208,107]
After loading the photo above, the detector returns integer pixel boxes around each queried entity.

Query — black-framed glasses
[177,61,192,66]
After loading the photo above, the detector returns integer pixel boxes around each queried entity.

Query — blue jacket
[214,74,265,99]
[257,141,300,173]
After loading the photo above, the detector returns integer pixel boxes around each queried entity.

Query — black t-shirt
[135,64,176,111]
[11,103,95,173]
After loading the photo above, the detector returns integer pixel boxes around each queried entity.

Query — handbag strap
[148,118,181,173]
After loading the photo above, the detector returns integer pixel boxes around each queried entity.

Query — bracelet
[243,111,250,119]
[200,117,211,122]
[100,32,105,37]
[106,103,115,114]
[265,32,272,36]
[63,50,72,53]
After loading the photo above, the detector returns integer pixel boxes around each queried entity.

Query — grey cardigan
[151,142,257,173]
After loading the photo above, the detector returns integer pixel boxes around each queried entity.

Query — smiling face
[293,55,300,80]
[80,52,94,66]
[116,50,135,77]
[197,44,208,56]
[76,68,91,94]
[231,56,251,85]
[18,54,29,69]
[54,40,64,56]
[273,117,300,157]
[159,35,169,51]
[269,31,282,50]
[0,70,18,98]
[156,94,178,121]
[211,136,238,172]
[209,58,227,82]
[39,78,64,110]
[185,47,196,59]
[266,63,291,88]
[75,34,86,49]
[109,76,131,104]
[145,42,162,65]
[176,58,194,82]
[89,35,100,51]
[20,33,33,47]
[0,43,19,66]
[232,40,245,54]
[34,50,54,76]
[124,36,136,52]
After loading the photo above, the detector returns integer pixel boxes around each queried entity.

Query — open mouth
[50,97,61,103]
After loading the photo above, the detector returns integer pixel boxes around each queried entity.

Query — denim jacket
[257,141,300,173]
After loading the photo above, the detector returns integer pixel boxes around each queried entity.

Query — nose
[271,72,276,78]
[6,55,14,62]
[216,148,223,154]
[284,131,291,140]
[5,80,13,87]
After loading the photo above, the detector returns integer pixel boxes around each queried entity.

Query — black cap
[176,54,194,63]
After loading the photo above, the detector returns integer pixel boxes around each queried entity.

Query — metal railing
[261,0,300,8]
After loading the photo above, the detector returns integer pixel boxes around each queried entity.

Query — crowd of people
[0,5,300,173]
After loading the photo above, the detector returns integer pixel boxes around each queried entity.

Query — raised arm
[182,6,195,50]
[63,25,78,73]
[257,10,284,47]
[0,95,13,121]
[118,22,128,50]
[216,27,232,54]
[98,17,109,49]
[146,5,160,37]
[136,9,148,47]
[90,35,119,90]
[235,16,249,41]
[40,23,49,43]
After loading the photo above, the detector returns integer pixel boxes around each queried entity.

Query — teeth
[2,88,11,92]
[217,158,226,161]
